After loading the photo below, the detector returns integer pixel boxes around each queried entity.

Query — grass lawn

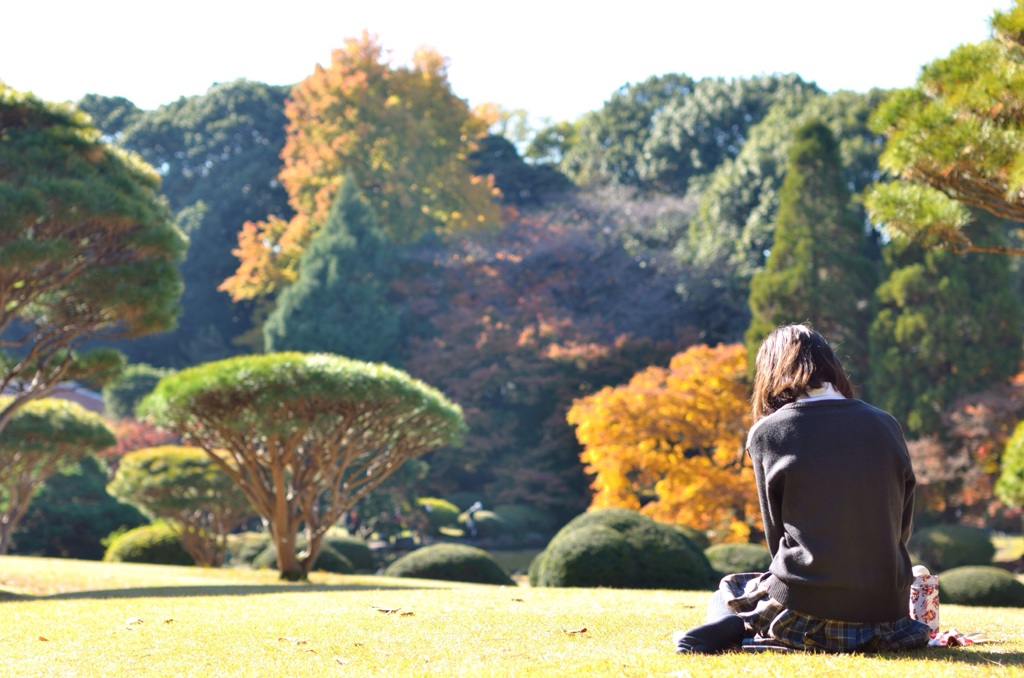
[994,533,1024,562]
[0,556,1022,677]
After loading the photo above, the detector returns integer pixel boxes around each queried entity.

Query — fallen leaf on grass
[561,627,588,634]
[38,636,47,642]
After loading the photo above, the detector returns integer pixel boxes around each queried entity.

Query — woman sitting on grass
[675,324,931,653]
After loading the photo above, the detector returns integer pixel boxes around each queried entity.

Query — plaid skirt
[720,573,931,653]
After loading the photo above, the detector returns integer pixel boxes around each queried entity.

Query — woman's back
[748,397,916,623]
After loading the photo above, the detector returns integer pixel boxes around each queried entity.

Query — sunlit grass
[993,533,1024,562]
[0,556,1021,677]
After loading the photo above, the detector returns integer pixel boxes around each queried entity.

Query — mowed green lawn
[0,556,1022,677]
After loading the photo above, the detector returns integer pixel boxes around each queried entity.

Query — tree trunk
[271,524,304,581]
[0,516,13,555]
[299,529,325,579]
[0,488,34,555]
[178,525,218,567]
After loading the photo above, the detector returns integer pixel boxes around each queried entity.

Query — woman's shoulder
[745,404,801,449]
[746,399,900,449]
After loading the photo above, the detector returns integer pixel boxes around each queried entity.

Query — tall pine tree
[263,176,399,361]
[745,121,879,382]
[868,212,1023,437]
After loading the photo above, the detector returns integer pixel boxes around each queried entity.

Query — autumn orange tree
[222,32,501,300]
[567,343,757,542]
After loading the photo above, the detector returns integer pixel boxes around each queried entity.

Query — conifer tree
[866,1,1024,254]
[868,213,1023,437]
[263,176,399,361]
[745,122,878,381]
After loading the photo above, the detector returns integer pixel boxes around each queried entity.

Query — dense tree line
[77,80,293,364]
[58,15,1024,531]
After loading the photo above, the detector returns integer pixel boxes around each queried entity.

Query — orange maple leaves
[567,343,758,542]
[220,32,500,301]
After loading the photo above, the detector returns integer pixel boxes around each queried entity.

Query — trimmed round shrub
[383,543,515,585]
[15,456,147,560]
[705,543,773,575]
[908,525,995,571]
[228,532,272,565]
[103,522,193,566]
[251,545,277,570]
[940,566,1024,607]
[458,509,509,539]
[253,543,355,574]
[417,497,461,535]
[322,528,375,572]
[529,508,715,590]
[243,530,371,572]
[529,524,631,587]
[675,524,711,550]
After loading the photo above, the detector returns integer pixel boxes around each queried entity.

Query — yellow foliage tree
[221,32,501,301]
[567,343,757,542]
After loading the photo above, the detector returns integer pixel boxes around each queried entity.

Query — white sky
[0,0,1002,123]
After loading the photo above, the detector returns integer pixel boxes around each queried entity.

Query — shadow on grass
[5,581,458,602]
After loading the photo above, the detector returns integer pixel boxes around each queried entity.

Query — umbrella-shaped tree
[865,1,1024,254]
[108,445,254,566]
[0,85,185,431]
[0,397,116,554]
[139,353,464,580]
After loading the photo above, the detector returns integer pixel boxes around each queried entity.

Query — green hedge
[228,532,272,565]
[675,524,711,550]
[384,543,515,585]
[705,543,773,575]
[234,529,373,572]
[908,525,995,571]
[417,497,461,535]
[253,542,354,574]
[322,528,375,571]
[940,566,1024,607]
[102,522,193,566]
[458,509,510,539]
[528,508,714,590]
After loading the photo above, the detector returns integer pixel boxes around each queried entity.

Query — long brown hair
[751,324,854,422]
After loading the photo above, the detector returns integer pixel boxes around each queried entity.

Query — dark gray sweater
[746,397,916,623]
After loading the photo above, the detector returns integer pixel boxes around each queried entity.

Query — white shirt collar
[797,382,846,402]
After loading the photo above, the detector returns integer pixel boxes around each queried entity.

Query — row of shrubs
[102,509,1024,608]
[103,520,517,585]
[103,524,376,574]
[397,509,1024,608]
[700,524,1001,577]
[99,509,1005,577]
